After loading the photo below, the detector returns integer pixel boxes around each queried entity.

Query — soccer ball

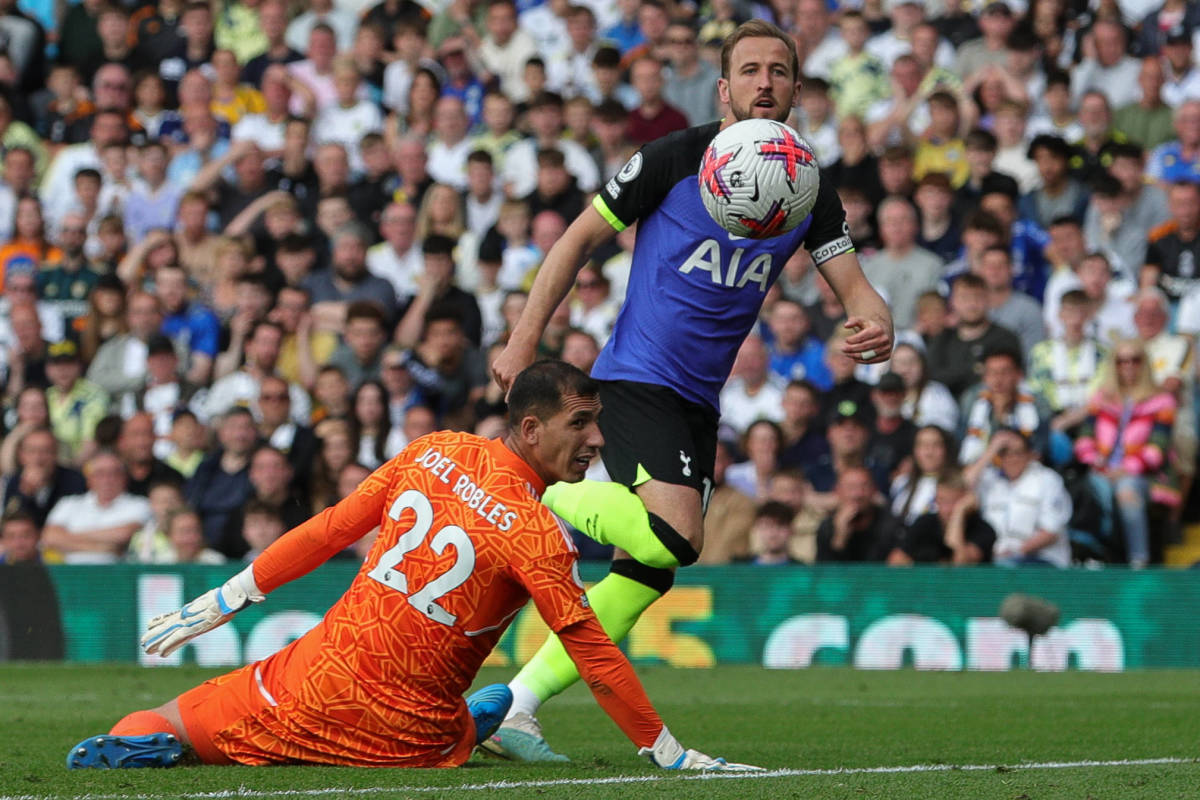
[698,119,820,239]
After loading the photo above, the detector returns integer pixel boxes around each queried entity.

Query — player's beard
[729,91,794,124]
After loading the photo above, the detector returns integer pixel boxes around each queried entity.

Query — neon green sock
[542,480,680,569]
[512,572,663,704]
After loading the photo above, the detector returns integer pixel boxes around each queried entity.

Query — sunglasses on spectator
[666,37,695,45]
[1116,355,1143,365]
[576,280,603,289]
[260,393,289,401]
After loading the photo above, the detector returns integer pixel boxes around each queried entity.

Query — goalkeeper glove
[639,727,763,773]
[141,566,266,657]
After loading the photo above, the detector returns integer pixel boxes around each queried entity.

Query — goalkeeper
[66,361,759,773]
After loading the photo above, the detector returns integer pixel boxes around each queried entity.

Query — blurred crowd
[0,0,1196,570]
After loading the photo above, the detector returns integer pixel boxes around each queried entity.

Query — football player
[486,20,893,761]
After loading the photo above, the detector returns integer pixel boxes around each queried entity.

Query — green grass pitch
[1,664,1198,799]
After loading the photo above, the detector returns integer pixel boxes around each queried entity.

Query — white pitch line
[4,757,1195,800]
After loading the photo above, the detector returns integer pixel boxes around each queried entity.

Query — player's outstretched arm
[819,250,894,364]
[557,618,762,772]
[492,204,618,392]
[142,475,389,657]
[142,565,265,657]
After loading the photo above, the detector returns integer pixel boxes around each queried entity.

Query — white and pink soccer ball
[698,118,821,239]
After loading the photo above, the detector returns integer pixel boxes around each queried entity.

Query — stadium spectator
[0,510,42,564]
[1143,180,1200,305]
[966,427,1072,567]
[889,423,956,526]
[349,380,403,469]
[913,173,962,264]
[0,426,85,528]
[764,298,830,388]
[861,197,943,331]
[117,413,184,497]
[663,20,718,127]
[1075,340,1177,568]
[237,499,287,561]
[815,465,896,563]
[745,501,804,565]
[696,435,755,566]
[1070,20,1140,110]
[1084,173,1150,284]
[218,445,308,559]
[186,407,258,546]
[725,419,783,502]
[1160,24,1200,107]
[889,342,959,432]
[156,264,220,386]
[395,234,483,349]
[958,344,1050,466]
[887,473,995,565]
[927,274,1021,398]
[568,264,618,348]
[305,222,399,330]
[42,450,152,564]
[867,372,917,480]
[240,0,303,88]
[45,340,108,464]
[720,334,786,435]
[163,507,225,564]
[1148,101,1200,185]
[978,246,1045,360]
[127,479,186,564]
[1071,252,1137,344]
[1113,57,1174,152]
[1027,289,1107,450]
[1019,135,1089,229]
[205,320,311,423]
[401,304,488,430]
[503,91,599,199]
[85,291,162,407]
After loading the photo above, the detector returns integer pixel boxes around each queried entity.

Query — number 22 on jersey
[367,489,476,626]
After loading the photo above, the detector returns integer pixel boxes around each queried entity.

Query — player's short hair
[720,20,799,81]
[507,360,599,427]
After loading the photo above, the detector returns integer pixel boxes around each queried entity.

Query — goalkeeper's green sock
[542,480,698,569]
[506,565,668,718]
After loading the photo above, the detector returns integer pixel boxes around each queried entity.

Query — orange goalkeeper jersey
[195,432,595,767]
